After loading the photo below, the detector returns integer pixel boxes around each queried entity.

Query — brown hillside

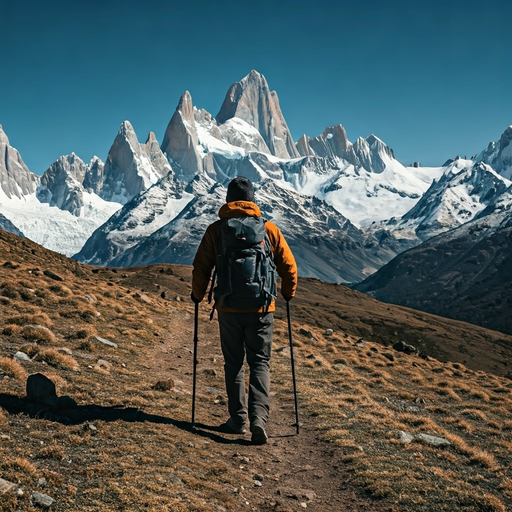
[1,229,511,512]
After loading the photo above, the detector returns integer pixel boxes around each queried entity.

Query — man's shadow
[0,393,253,445]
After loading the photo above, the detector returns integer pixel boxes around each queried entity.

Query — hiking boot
[251,425,268,445]
[219,417,247,434]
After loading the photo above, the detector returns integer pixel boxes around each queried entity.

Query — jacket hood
[218,201,261,219]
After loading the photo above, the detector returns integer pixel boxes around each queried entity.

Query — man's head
[226,177,255,203]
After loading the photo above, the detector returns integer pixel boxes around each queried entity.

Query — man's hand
[191,292,201,304]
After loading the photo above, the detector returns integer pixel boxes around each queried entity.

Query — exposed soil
[148,304,391,512]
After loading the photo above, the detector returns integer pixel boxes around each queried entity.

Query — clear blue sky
[1,0,510,174]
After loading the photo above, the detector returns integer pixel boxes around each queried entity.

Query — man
[191,177,297,444]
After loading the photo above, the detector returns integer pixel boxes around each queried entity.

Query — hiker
[191,177,297,444]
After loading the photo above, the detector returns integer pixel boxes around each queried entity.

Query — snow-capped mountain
[0,125,38,199]
[74,170,194,266]
[477,125,512,180]
[100,121,171,203]
[0,127,121,256]
[375,158,511,243]
[99,178,407,283]
[353,184,512,333]
[2,70,512,287]
[0,213,24,237]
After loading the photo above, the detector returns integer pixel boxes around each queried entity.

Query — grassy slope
[0,229,511,511]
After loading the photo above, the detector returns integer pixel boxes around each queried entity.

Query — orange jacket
[192,201,298,313]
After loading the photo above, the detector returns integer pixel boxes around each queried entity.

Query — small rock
[37,478,48,488]
[276,347,290,356]
[324,329,333,336]
[254,473,264,481]
[0,477,16,494]
[31,490,55,509]
[355,338,365,346]
[301,503,308,509]
[383,353,395,362]
[393,340,418,355]
[254,480,262,487]
[134,292,152,304]
[417,433,451,446]
[94,336,118,349]
[14,351,31,362]
[57,347,73,355]
[203,368,218,376]
[94,359,112,372]
[299,328,316,340]
[397,430,415,444]
[175,296,182,302]
[43,269,63,282]
[83,294,97,304]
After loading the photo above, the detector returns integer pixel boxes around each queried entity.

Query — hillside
[1,229,512,511]
[354,219,512,337]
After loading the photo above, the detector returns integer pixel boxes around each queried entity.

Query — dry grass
[21,324,57,344]
[0,356,28,380]
[1,230,512,511]
[269,320,512,512]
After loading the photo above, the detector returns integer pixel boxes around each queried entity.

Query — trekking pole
[286,300,300,434]
[191,301,199,429]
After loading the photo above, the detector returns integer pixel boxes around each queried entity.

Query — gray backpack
[212,217,277,310]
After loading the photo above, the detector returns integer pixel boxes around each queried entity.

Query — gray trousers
[217,311,274,428]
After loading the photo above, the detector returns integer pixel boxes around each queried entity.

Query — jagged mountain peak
[303,124,351,159]
[176,90,194,118]
[0,124,10,144]
[216,70,299,159]
[146,131,157,143]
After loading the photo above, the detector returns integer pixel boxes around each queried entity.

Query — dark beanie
[226,177,255,203]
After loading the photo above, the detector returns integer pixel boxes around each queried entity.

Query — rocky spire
[161,91,203,181]
[477,125,512,180]
[308,125,350,159]
[216,70,299,159]
[145,131,172,177]
[0,125,39,199]
[101,121,168,204]
[83,157,104,194]
[296,134,315,157]
[37,154,87,216]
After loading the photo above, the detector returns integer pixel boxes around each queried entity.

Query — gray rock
[14,351,31,362]
[299,328,316,340]
[324,329,334,336]
[94,336,118,349]
[31,490,55,509]
[417,433,451,446]
[397,430,415,444]
[0,477,16,494]
[393,340,418,355]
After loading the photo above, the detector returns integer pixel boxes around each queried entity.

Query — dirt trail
[149,307,389,512]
